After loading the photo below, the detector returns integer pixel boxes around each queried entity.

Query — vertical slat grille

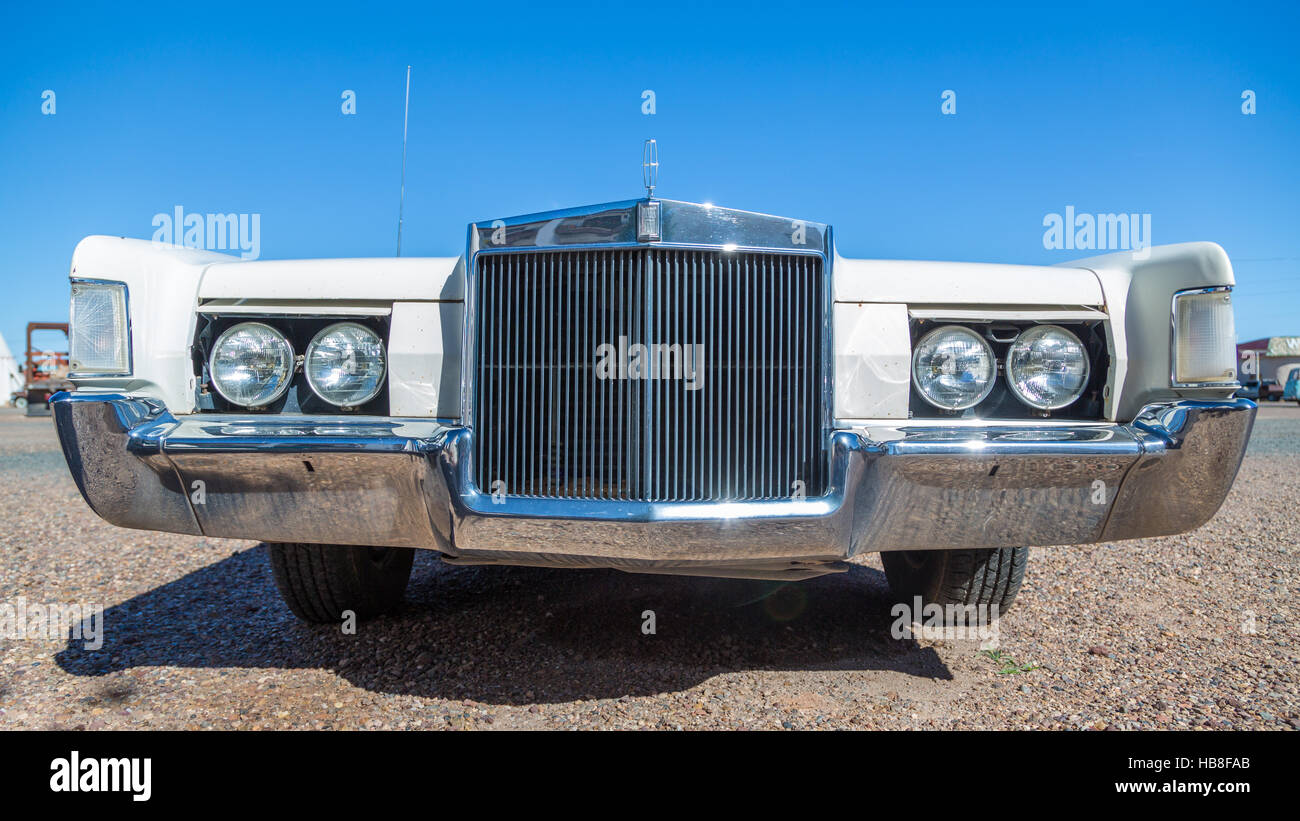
[474,248,824,501]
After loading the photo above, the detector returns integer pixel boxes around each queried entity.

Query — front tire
[881,547,1028,620]
[267,542,414,624]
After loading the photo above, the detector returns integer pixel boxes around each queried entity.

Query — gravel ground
[0,404,1296,730]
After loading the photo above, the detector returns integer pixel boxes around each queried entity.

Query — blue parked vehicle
[1284,370,1300,404]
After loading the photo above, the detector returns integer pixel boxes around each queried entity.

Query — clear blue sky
[2,0,1297,352]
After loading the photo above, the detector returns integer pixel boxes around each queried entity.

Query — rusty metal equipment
[17,322,71,417]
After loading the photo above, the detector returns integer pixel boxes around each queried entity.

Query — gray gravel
[0,404,1296,730]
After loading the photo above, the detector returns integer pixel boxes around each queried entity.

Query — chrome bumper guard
[51,392,1255,579]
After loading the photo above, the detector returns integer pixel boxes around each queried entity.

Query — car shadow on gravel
[55,546,952,704]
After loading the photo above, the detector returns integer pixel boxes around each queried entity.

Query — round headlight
[209,322,295,408]
[304,322,386,407]
[1005,325,1090,410]
[911,325,997,410]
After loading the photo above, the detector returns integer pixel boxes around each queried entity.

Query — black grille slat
[474,248,825,502]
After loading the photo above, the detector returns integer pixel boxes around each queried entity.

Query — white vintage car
[51,198,1255,624]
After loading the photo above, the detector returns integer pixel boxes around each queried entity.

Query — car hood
[198,257,465,302]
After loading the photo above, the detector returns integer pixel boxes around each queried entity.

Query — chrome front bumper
[51,392,1255,579]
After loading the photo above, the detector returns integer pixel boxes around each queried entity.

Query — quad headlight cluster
[911,324,1090,413]
[209,321,386,409]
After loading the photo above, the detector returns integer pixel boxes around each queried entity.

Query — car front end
[50,198,1256,620]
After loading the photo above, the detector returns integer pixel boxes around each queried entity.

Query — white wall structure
[0,332,22,404]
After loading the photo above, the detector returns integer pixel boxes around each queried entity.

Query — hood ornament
[642,138,659,198]
[638,139,661,242]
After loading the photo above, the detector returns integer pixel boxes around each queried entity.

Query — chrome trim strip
[819,227,835,488]
[68,277,134,379]
[467,199,829,253]
[469,241,827,257]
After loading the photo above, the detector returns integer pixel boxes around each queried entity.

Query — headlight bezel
[1004,324,1091,411]
[208,321,296,408]
[303,320,388,408]
[1170,286,1238,388]
[910,324,998,411]
[906,318,1106,420]
[68,278,132,377]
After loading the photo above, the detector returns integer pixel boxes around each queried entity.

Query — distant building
[1238,337,1300,384]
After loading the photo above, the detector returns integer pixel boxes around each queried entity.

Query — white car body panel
[1063,241,1235,419]
[70,236,236,413]
[906,307,1108,322]
[198,257,463,302]
[387,301,462,419]
[833,255,1105,306]
[196,300,394,316]
[832,303,911,420]
[66,232,1238,425]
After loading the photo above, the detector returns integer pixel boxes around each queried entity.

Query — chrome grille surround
[464,199,832,505]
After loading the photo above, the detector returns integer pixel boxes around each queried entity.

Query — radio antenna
[396,65,411,257]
